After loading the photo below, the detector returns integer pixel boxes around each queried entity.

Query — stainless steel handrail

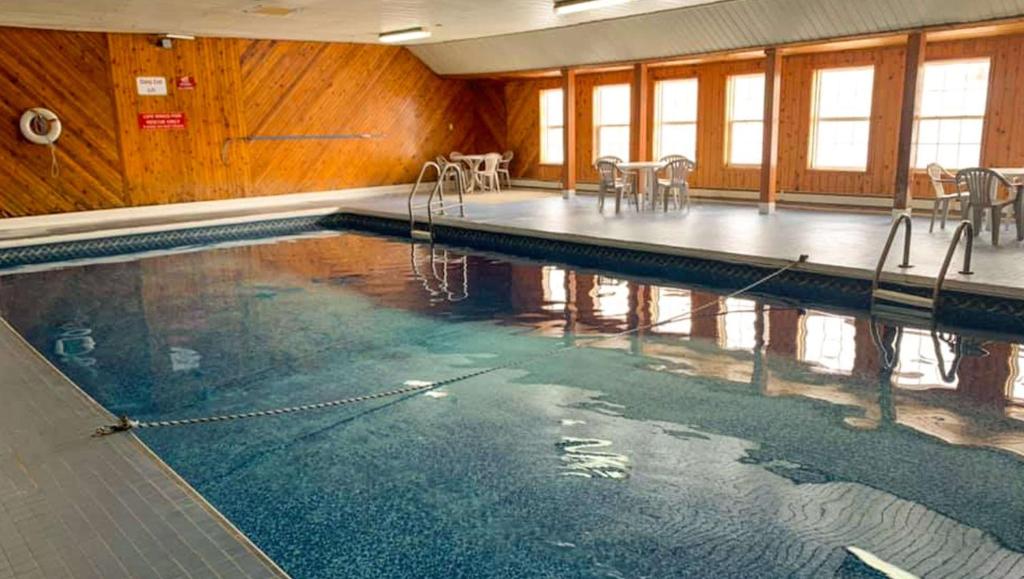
[425,163,466,233]
[932,220,975,307]
[408,161,442,233]
[871,214,914,297]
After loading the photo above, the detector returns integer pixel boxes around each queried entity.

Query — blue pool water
[3,229,1024,578]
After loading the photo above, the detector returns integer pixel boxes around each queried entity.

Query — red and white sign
[176,75,196,90]
[138,112,187,130]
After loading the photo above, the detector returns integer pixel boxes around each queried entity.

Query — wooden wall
[503,32,1024,203]
[0,27,502,217]
[0,28,126,217]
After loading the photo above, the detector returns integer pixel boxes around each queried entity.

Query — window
[810,66,875,170]
[894,329,958,391]
[542,266,567,312]
[652,287,692,336]
[593,84,631,161]
[654,78,698,161]
[726,74,765,165]
[718,298,760,351]
[539,89,564,165]
[913,59,991,169]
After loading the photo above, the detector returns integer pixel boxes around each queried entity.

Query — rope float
[96,254,809,436]
[20,108,62,177]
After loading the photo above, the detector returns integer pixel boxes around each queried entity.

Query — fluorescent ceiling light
[379,27,431,43]
[554,0,632,15]
[162,33,195,40]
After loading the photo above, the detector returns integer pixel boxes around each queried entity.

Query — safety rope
[48,143,60,178]
[95,254,808,436]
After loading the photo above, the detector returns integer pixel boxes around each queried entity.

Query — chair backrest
[956,168,1012,208]
[435,155,449,167]
[660,154,686,164]
[483,153,501,172]
[450,151,463,159]
[595,160,619,187]
[501,150,514,162]
[926,163,952,197]
[664,157,695,187]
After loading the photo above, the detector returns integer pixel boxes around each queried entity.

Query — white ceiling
[0,0,723,45]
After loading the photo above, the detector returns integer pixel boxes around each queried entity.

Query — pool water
[3,230,1024,578]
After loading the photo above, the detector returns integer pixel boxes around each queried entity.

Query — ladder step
[410,229,432,242]
[873,289,934,309]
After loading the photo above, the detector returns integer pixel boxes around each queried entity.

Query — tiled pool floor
[0,320,284,579]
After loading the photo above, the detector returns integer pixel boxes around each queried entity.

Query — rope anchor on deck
[94,416,140,437]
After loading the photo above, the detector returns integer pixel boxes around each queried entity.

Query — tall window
[810,66,875,171]
[726,74,765,166]
[593,84,631,161]
[654,78,698,161]
[913,59,991,169]
[539,88,564,164]
[799,312,855,374]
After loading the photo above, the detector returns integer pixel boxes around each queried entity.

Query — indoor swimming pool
[2,228,1023,578]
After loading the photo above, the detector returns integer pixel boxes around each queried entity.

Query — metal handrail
[871,214,914,296]
[930,330,964,383]
[408,161,442,233]
[932,220,975,307]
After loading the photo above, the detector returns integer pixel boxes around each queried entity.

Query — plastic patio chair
[926,163,970,232]
[476,153,502,192]
[595,157,638,213]
[955,168,1023,245]
[497,151,514,189]
[657,156,695,212]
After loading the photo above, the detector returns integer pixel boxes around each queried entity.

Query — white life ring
[20,108,62,145]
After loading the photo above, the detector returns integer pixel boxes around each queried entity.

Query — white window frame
[592,84,631,162]
[725,73,765,167]
[912,58,991,170]
[809,65,875,172]
[539,88,564,165]
[653,78,699,161]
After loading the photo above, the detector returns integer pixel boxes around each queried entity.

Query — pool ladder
[410,244,469,303]
[871,215,974,322]
[407,161,466,242]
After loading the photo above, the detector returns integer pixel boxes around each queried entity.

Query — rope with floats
[95,254,809,436]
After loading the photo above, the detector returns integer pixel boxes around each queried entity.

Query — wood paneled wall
[504,33,1024,203]
[0,27,502,217]
[0,28,126,217]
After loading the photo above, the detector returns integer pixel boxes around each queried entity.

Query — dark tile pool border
[0,211,1021,335]
[332,212,1024,336]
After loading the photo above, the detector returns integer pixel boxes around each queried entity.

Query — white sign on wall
[136,76,168,96]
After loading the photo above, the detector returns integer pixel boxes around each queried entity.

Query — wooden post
[894,32,926,215]
[630,63,650,162]
[760,48,782,215]
[561,67,577,198]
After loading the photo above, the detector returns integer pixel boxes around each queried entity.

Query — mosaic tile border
[0,215,354,269]
[333,213,1024,336]
[0,210,1021,335]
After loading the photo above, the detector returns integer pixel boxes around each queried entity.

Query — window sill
[808,166,869,174]
[539,163,565,167]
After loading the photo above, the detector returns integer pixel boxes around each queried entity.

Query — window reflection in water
[652,287,692,336]
[1012,345,1024,403]
[593,276,631,321]
[895,328,959,390]
[719,298,759,351]
[799,312,856,374]
[542,266,567,313]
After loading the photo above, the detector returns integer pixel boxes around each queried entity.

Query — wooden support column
[630,63,650,162]
[894,31,926,215]
[759,48,782,215]
[561,67,577,198]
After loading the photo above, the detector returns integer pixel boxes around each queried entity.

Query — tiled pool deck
[0,319,285,579]
[343,191,1024,301]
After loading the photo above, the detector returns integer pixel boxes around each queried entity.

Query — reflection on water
[3,230,1024,578]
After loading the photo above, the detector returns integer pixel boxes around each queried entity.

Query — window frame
[653,77,699,162]
[592,83,632,162]
[725,73,765,168]
[911,57,992,171]
[808,65,876,173]
[539,88,565,166]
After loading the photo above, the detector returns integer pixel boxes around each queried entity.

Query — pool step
[871,289,935,323]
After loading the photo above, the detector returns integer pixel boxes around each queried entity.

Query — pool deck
[0,319,285,579]
[342,190,1024,302]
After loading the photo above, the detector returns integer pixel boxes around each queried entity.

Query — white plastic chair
[926,163,970,232]
[476,153,502,192]
[657,156,695,212]
[956,168,1023,245]
[497,151,514,189]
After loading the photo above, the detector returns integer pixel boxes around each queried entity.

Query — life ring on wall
[20,108,62,145]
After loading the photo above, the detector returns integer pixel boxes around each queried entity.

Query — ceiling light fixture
[554,0,632,15]
[378,27,431,43]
